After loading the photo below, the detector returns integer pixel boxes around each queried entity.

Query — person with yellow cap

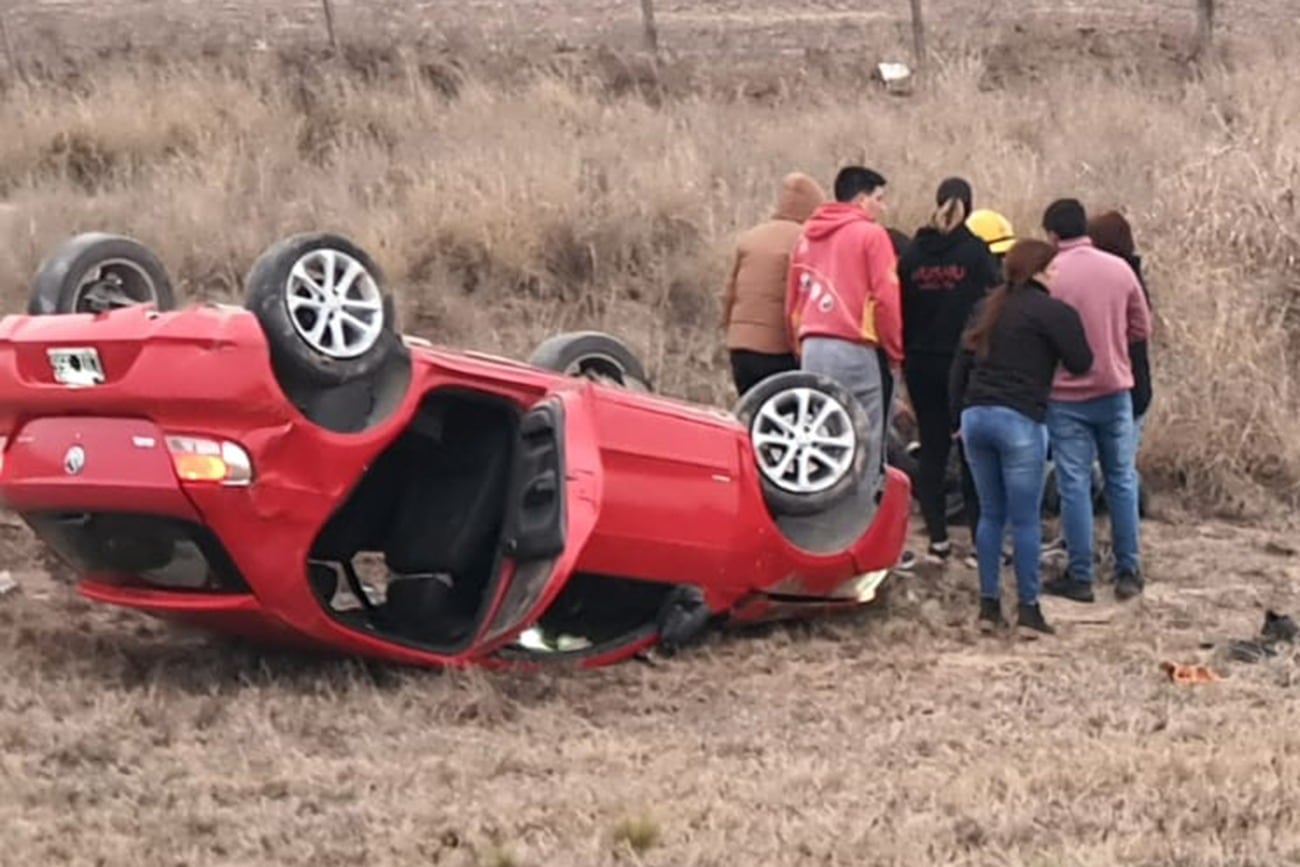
[966,209,1016,272]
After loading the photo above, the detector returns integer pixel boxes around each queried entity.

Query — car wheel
[1042,464,1061,517]
[243,232,399,387]
[1042,463,1115,517]
[885,425,919,481]
[27,232,176,315]
[939,448,968,524]
[945,489,968,524]
[528,331,652,391]
[733,370,869,517]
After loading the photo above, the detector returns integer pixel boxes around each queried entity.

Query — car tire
[885,427,919,483]
[1040,465,1112,519]
[528,331,652,391]
[27,232,176,315]
[734,370,870,517]
[888,429,968,525]
[1042,464,1061,517]
[243,232,400,387]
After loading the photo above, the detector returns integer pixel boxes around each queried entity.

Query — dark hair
[962,239,1058,358]
[887,227,911,257]
[1042,198,1087,240]
[930,198,966,234]
[1087,210,1136,258]
[935,176,973,215]
[834,166,887,203]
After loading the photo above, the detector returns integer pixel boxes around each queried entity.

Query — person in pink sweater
[1038,198,1151,603]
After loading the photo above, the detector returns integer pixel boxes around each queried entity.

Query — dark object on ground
[1227,639,1277,664]
[1042,574,1095,603]
[1262,609,1299,644]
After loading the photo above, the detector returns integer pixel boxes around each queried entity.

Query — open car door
[470,386,604,656]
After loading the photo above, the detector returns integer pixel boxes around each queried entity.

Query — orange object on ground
[1160,661,1220,684]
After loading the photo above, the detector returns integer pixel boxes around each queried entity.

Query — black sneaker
[926,540,953,565]
[1115,568,1144,601]
[978,597,1008,632]
[1042,574,1095,603]
[1017,603,1056,637]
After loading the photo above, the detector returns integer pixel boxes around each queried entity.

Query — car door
[472,386,602,651]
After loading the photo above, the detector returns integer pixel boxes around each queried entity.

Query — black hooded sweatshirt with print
[898,224,1001,358]
[1120,252,1153,418]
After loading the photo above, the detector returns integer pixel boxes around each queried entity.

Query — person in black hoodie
[1087,210,1153,448]
[950,239,1093,637]
[898,177,1001,566]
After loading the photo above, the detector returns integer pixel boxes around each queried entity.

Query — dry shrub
[0,34,1296,513]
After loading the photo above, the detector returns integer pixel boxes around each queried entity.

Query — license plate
[47,347,105,387]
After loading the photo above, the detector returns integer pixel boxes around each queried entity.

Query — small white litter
[0,570,17,597]
[514,627,592,653]
[875,61,914,94]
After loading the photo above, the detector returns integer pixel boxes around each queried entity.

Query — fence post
[1193,0,1214,60]
[321,0,339,51]
[909,0,927,78]
[0,11,29,87]
[639,0,659,55]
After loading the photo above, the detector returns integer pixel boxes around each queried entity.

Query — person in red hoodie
[786,165,903,495]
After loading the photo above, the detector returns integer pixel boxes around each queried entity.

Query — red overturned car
[0,231,910,668]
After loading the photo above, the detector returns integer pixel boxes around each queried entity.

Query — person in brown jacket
[721,172,827,394]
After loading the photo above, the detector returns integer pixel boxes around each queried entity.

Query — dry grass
[1,15,1298,511]
[3,5,1300,866]
[5,510,1300,867]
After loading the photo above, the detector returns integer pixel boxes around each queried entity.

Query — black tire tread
[733,370,871,517]
[242,232,398,387]
[528,331,651,389]
[28,232,176,315]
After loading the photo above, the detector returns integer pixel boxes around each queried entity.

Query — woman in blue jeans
[949,240,1093,636]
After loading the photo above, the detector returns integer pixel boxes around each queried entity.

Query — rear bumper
[0,416,202,519]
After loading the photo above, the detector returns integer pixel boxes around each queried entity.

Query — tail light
[165,435,252,486]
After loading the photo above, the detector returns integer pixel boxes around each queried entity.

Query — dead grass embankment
[0,35,1296,513]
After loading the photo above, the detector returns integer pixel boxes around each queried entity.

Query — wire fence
[0,1,1293,73]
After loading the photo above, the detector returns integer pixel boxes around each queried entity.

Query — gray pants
[800,337,894,494]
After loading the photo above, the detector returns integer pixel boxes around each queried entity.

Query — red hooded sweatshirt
[785,203,903,364]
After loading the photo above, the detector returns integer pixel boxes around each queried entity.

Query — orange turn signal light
[165,435,253,486]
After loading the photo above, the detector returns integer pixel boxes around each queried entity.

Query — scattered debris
[1263,539,1297,557]
[1261,609,1298,644]
[1212,609,1298,666]
[0,570,16,597]
[1227,639,1277,664]
[1160,660,1220,684]
[873,61,913,95]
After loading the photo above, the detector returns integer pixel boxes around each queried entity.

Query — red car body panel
[0,304,910,668]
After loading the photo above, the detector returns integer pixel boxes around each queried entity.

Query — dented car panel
[0,301,911,669]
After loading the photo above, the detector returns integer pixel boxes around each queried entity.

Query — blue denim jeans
[1046,392,1141,582]
[960,405,1049,605]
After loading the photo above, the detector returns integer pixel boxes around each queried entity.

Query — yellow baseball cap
[967,209,1015,255]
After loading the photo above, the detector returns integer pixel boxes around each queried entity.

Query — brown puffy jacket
[721,172,826,354]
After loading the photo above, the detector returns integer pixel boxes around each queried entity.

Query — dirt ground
[4,500,1300,867]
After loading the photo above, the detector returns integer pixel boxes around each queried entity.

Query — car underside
[0,230,911,670]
